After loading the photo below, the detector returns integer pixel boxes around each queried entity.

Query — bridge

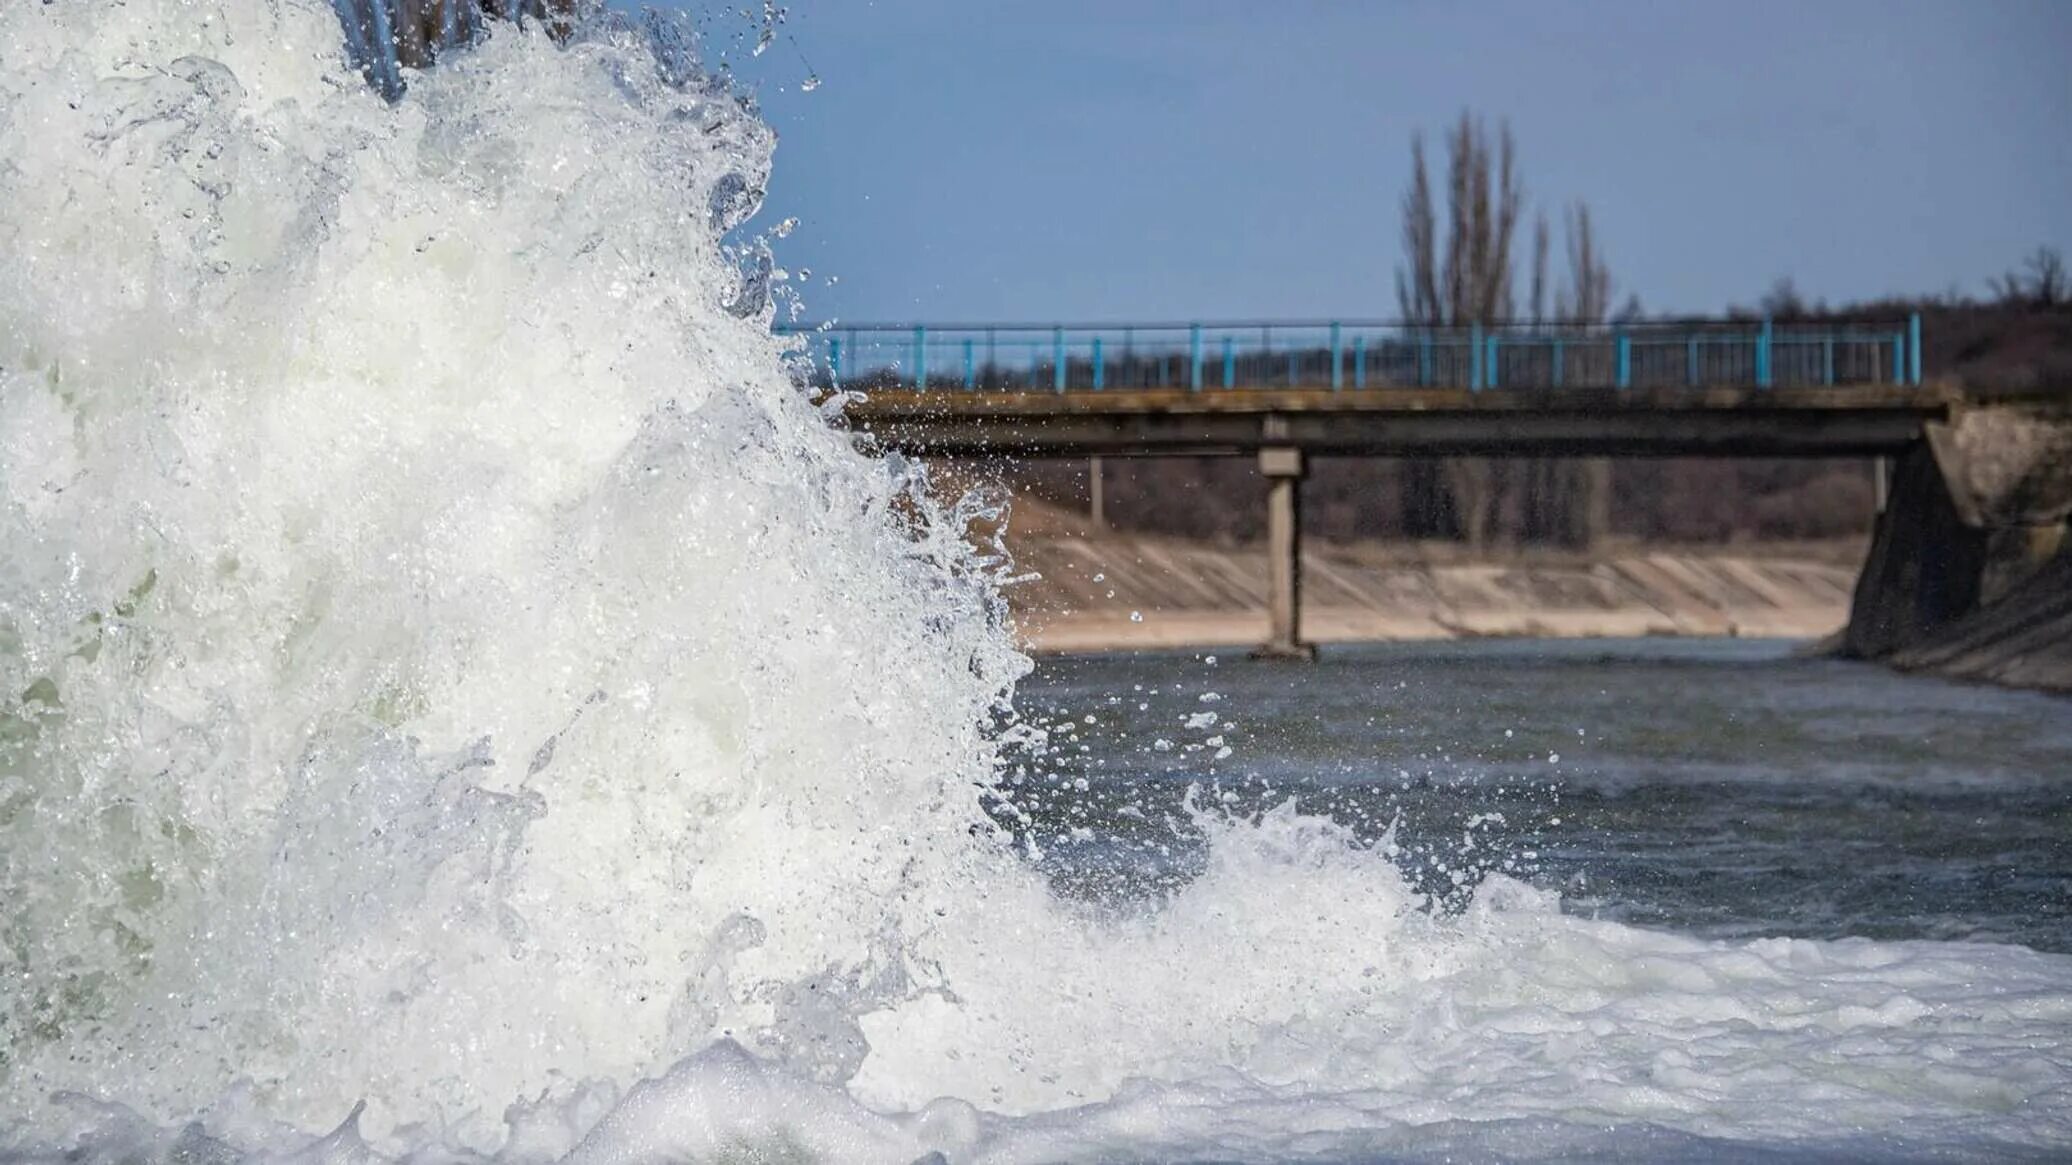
[778,316,1981,659]
[786,317,1940,457]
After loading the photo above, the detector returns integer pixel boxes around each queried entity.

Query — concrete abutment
[1842,405,2072,690]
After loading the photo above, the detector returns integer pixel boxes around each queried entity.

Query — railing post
[1470,322,1484,390]
[1330,321,1343,390]
[1189,324,1203,392]
[964,337,976,390]
[1552,335,1565,388]
[1756,316,1772,389]
[1354,333,1367,389]
[1823,334,1835,387]
[1909,312,1923,386]
[1053,326,1066,392]
[1418,330,1433,387]
[1686,335,1698,387]
[828,335,843,389]
[1616,329,1631,390]
[1092,337,1104,391]
[913,325,927,390]
[1222,336,1235,388]
[1487,332,1500,390]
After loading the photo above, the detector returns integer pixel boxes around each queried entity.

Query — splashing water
[3,4,2070,1162]
[0,0,1023,1144]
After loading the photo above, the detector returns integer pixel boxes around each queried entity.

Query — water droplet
[800,73,821,92]
[1128,610,1143,623]
[753,1,780,55]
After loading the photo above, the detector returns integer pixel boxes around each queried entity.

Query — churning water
[2,4,2068,1161]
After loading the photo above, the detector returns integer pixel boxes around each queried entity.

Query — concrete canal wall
[999,503,1857,653]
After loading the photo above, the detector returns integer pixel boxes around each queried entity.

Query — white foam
[0,0,1024,1145]
[2,4,2068,1161]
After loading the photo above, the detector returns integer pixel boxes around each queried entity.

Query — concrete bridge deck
[840,384,1955,459]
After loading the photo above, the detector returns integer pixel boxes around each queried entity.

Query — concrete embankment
[1842,403,2072,694]
[1000,503,1856,653]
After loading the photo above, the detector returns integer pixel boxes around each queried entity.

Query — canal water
[1010,639,2072,956]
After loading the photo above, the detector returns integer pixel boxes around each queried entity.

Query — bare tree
[1529,212,1550,326]
[2034,247,2067,306]
[1393,132,1457,540]
[1522,201,1615,546]
[1441,115,1522,326]
[1393,113,1522,546]
[1394,114,1629,549]
[1443,117,1523,547]
[1395,134,1441,326]
[1760,276,1808,320]
[1557,203,1612,321]
[1992,246,2067,308]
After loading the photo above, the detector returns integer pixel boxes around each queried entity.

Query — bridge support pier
[1253,445,1316,660]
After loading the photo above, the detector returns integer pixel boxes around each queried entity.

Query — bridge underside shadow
[841,387,1949,460]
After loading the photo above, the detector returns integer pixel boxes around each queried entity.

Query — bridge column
[1254,445,1316,660]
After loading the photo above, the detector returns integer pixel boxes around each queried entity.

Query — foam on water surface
[2,3,2069,1161]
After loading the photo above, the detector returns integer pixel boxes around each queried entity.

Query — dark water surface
[1005,638,2072,953]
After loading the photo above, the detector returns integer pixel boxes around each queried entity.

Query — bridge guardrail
[776,316,1924,394]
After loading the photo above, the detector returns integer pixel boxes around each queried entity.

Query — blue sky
[685,1,2072,324]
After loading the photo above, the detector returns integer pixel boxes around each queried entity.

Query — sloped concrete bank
[1000,503,1858,653]
[1886,549,2072,691]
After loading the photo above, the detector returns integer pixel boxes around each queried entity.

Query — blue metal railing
[781,316,1925,395]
